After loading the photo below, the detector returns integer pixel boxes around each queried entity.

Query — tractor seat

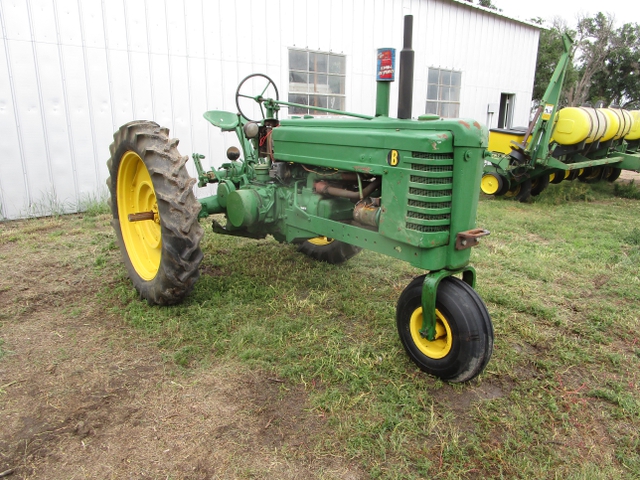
[203,110,239,131]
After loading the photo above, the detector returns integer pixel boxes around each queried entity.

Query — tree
[566,13,616,106]
[531,18,578,107]
[588,22,640,108]
[462,0,501,12]
[532,13,640,109]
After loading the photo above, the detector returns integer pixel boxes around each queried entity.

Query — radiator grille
[406,223,449,233]
[407,211,450,221]
[411,164,453,172]
[405,151,454,236]
[408,200,451,209]
[412,152,453,160]
[409,188,452,197]
[410,176,453,185]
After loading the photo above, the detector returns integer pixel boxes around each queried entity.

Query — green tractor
[106,16,493,383]
[482,33,640,201]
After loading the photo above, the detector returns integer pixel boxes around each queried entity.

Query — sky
[493,0,640,28]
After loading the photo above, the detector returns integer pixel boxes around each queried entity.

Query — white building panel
[1,0,541,220]
[82,46,113,169]
[107,49,134,127]
[2,0,31,42]
[148,52,173,128]
[77,0,107,49]
[168,55,193,151]
[124,0,150,54]
[30,0,58,44]
[102,0,128,52]
[202,1,222,61]
[184,0,205,59]
[165,0,188,57]
[7,38,54,217]
[129,50,154,120]
[0,35,27,220]
[61,45,100,197]
[55,0,83,47]
[145,0,169,55]
[35,41,77,210]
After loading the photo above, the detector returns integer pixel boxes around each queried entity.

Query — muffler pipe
[397,15,415,119]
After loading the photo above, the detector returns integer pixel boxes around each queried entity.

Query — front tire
[106,121,204,305]
[396,275,493,382]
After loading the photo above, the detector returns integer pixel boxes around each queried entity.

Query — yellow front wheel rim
[308,236,334,247]
[117,151,162,281]
[409,307,453,359]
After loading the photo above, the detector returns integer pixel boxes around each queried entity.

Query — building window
[426,68,461,118]
[288,49,346,115]
[498,93,515,128]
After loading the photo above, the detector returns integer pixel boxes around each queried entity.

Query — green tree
[588,22,640,108]
[462,0,501,11]
[567,13,617,106]
[532,13,640,109]
[531,18,578,107]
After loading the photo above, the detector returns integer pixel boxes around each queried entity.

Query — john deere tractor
[107,16,493,383]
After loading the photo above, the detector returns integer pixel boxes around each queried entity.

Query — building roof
[448,0,543,29]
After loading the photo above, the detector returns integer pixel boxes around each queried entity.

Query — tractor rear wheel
[106,121,204,305]
[396,275,493,382]
[297,236,361,264]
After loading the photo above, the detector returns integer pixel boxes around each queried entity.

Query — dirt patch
[617,170,640,183]
[0,216,360,479]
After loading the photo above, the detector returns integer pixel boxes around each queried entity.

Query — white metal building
[0,0,540,220]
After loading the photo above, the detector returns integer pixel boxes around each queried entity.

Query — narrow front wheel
[396,275,493,382]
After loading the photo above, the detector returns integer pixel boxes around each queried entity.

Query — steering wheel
[235,73,280,122]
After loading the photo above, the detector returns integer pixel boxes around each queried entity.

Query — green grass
[613,180,640,200]
[94,181,640,477]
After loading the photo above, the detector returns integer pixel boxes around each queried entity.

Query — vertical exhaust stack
[397,15,415,119]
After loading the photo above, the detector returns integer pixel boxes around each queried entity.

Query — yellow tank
[551,107,607,145]
[598,108,634,141]
[624,110,640,141]
[488,128,526,154]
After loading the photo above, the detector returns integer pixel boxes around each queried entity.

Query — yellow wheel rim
[409,307,453,359]
[308,236,334,246]
[117,151,162,281]
[549,173,555,182]
[504,184,521,198]
[585,167,601,180]
[481,174,500,195]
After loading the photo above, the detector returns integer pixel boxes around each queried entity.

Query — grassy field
[3,179,640,478]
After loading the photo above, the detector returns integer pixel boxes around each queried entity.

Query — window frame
[288,48,347,116]
[425,67,462,118]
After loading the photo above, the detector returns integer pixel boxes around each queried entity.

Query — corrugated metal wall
[0,0,539,220]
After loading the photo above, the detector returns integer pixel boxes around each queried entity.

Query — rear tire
[396,275,493,383]
[106,121,204,305]
[297,236,361,264]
